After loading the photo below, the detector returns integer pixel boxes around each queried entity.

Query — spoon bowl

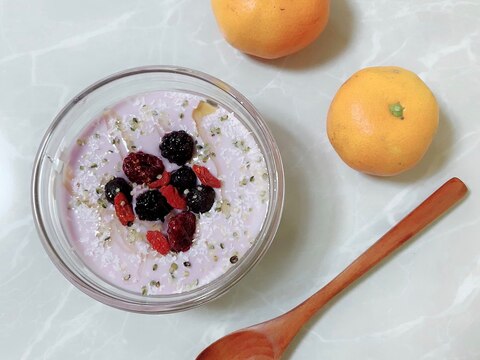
[197,330,275,360]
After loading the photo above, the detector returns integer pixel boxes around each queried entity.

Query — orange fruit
[210,0,330,59]
[327,66,439,176]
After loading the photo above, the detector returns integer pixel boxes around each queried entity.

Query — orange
[210,0,330,59]
[327,66,439,176]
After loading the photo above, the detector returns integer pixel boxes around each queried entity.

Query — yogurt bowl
[31,66,284,313]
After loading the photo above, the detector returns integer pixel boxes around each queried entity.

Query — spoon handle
[278,177,467,349]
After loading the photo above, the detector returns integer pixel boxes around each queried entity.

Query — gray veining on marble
[1,0,480,359]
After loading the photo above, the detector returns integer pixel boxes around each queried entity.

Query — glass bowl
[31,66,284,313]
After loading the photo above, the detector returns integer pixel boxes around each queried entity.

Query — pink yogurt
[61,91,269,295]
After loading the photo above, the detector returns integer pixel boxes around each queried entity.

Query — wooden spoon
[196,177,468,360]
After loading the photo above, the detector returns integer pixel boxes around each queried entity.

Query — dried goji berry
[146,230,170,255]
[113,193,135,226]
[160,185,187,210]
[148,171,171,189]
[192,165,221,188]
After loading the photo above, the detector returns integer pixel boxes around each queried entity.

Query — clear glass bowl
[31,66,284,313]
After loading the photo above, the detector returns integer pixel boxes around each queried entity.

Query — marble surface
[1,0,479,359]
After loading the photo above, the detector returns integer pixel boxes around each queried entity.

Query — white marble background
[1,0,479,359]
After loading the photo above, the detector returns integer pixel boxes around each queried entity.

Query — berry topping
[170,166,197,192]
[123,151,164,184]
[105,177,133,204]
[146,230,170,255]
[134,190,172,221]
[159,130,194,165]
[160,185,187,210]
[192,165,222,188]
[167,211,196,252]
[148,171,171,189]
[186,185,216,213]
[113,193,135,226]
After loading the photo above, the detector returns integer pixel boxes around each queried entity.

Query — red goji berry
[160,185,187,210]
[192,165,221,188]
[148,171,171,189]
[113,193,135,226]
[146,230,170,255]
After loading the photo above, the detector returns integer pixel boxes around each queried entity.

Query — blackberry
[105,177,132,204]
[170,166,197,193]
[186,185,215,214]
[159,130,194,165]
[167,211,196,252]
[134,190,172,221]
[123,151,164,184]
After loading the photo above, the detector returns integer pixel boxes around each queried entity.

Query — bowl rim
[31,65,285,313]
